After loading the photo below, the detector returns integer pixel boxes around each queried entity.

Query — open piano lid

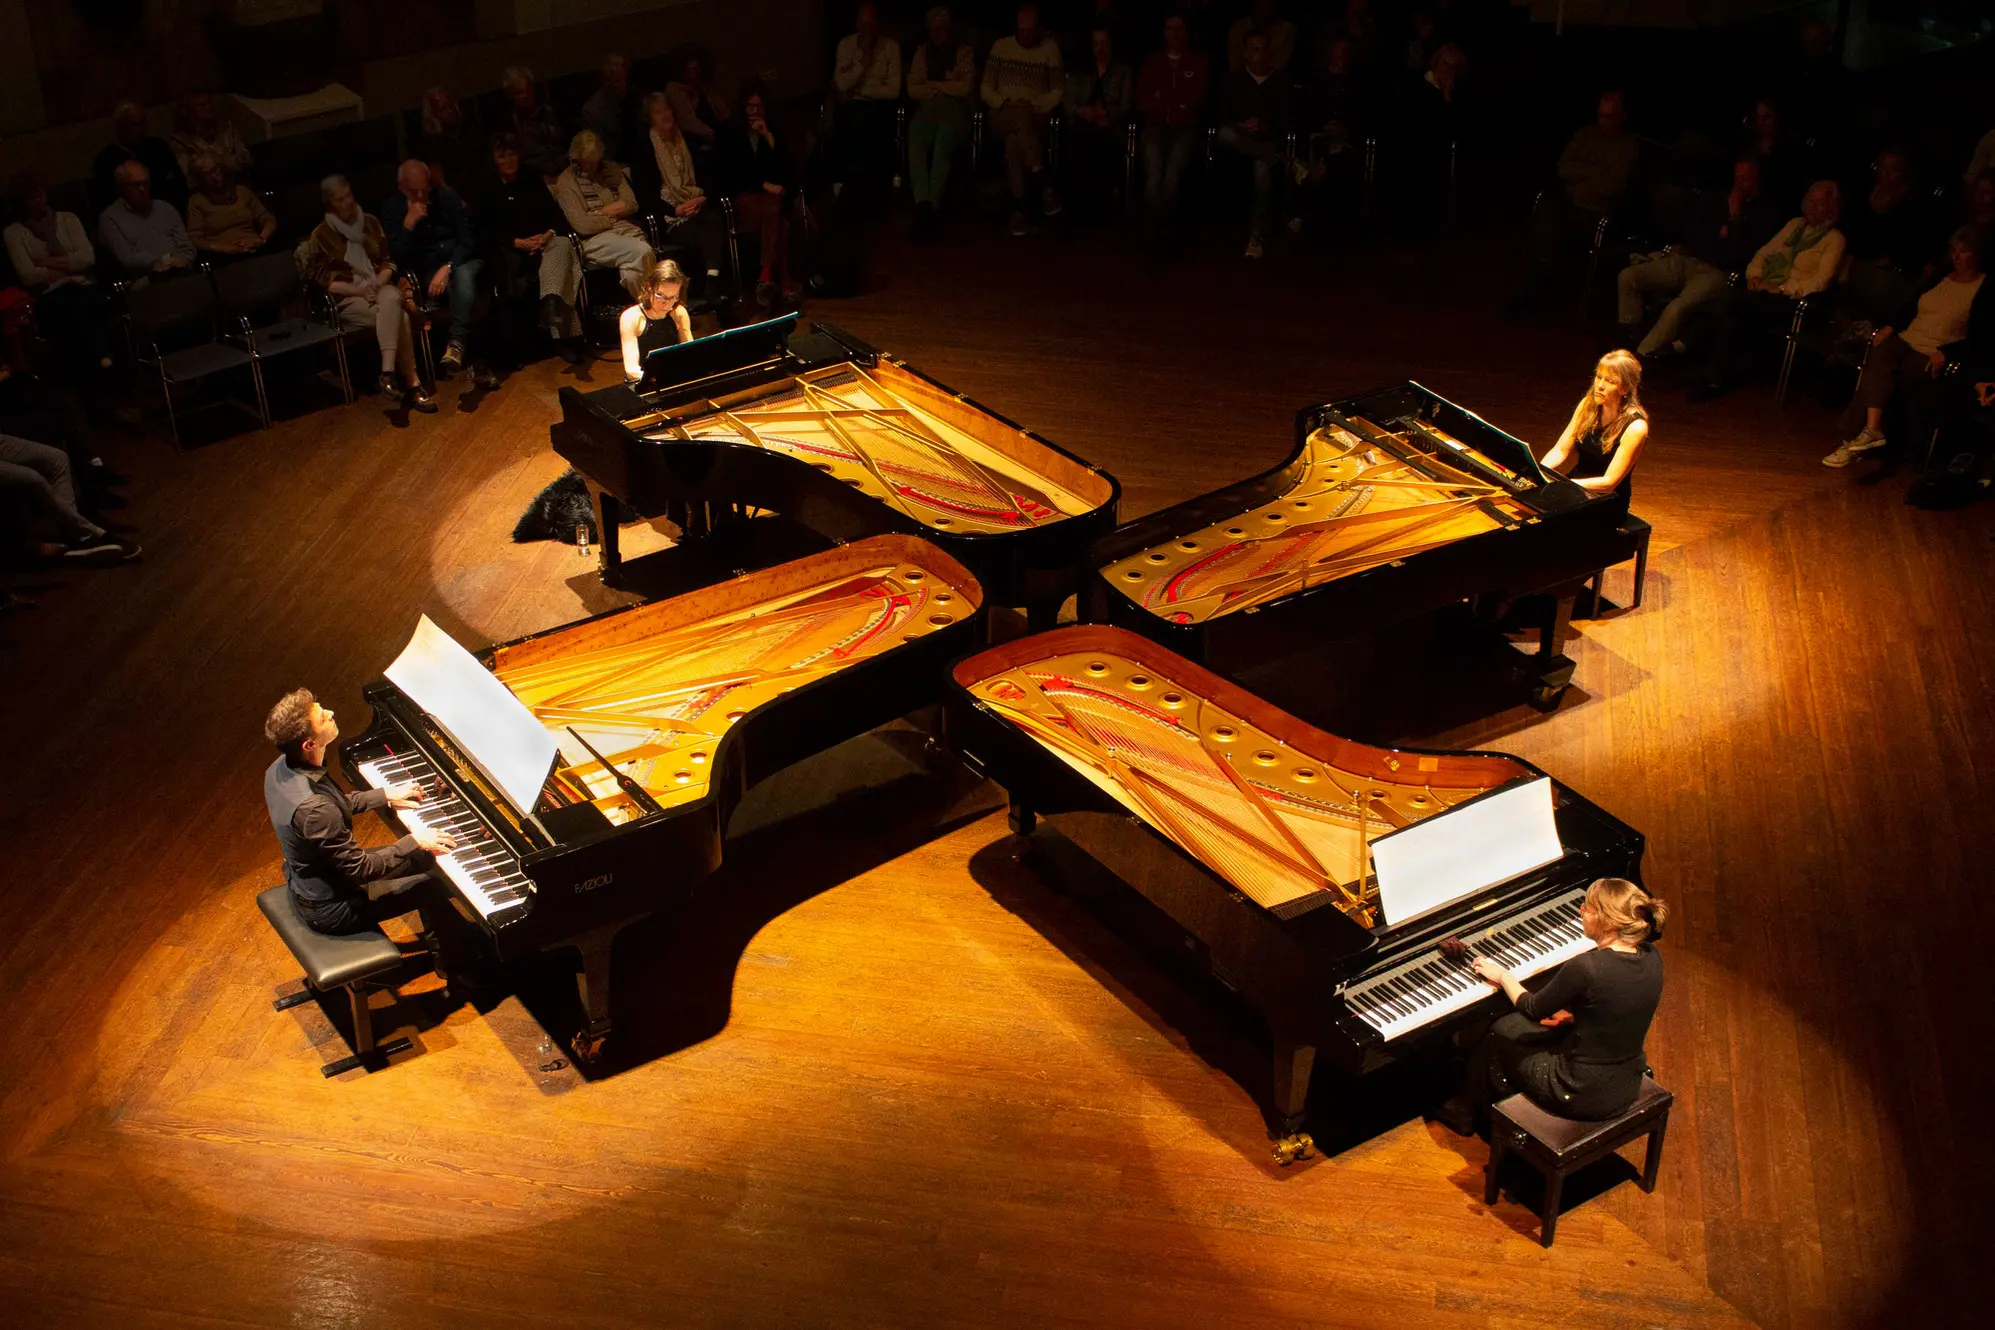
[383,615,558,817]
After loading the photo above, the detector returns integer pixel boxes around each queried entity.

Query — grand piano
[550,314,1120,627]
[945,626,1644,1162]
[339,534,985,1061]
[1083,381,1644,704]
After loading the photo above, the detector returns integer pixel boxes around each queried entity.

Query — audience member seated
[0,429,140,566]
[1781,19,1859,170]
[416,87,473,192]
[186,154,277,259]
[983,3,1067,237]
[0,364,129,510]
[1515,91,1637,312]
[1541,351,1651,497]
[907,5,976,237]
[1844,148,1939,281]
[474,133,585,367]
[97,162,195,280]
[583,55,646,165]
[1617,157,1782,363]
[1136,12,1211,252]
[93,101,188,215]
[1296,36,1363,200]
[1227,0,1296,73]
[720,86,799,309]
[554,131,657,300]
[1687,179,1846,404]
[382,160,494,386]
[501,66,570,180]
[1965,130,1995,196]
[1966,169,1995,233]
[1330,0,1387,97]
[619,259,693,382]
[831,3,904,207]
[307,175,434,413]
[3,174,116,382]
[667,51,732,168]
[1216,31,1292,260]
[1824,226,1988,469]
[632,95,727,299]
[1402,7,1443,79]
[1072,0,1139,67]
[168,92,253,181]
[1742,96,1809,214]
[1061,25,1134,217]
[1394,42,1465,242]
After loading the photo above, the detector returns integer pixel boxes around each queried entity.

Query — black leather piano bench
[1483,1074,1672,1247]
[257,887,414,1078]
[1586,514,1652,615]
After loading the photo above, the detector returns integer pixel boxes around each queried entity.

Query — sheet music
[382,615,557,816]
[1368,776,1564,926]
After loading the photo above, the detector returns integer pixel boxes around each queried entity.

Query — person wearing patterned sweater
[982,3,1065,235]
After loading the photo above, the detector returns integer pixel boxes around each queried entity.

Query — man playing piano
[262,688,458,941]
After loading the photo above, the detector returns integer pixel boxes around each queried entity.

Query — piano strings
[1098,417,1535,624]
[490,548,979,818]
[966,640,1532,927]
[646,361,1099,535]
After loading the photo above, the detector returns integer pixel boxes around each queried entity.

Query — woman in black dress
[1439,876,1669,1133]
[618,258,692,383]
[1541,349,1651,497]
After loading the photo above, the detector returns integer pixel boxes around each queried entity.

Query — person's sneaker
[538,293,565,334]
[1009,209,1029,237]
[471,365,501,390]
[1244,235,1265,260]
[89,458,132,486]
[408,384,438,414]
[1823,429,1886,468]
[62,533,140,565]
[1040,185,1063,218]
[440,341,465,372]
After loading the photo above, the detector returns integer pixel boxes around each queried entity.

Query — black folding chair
[215,251,351,409]
[121,271,263,450]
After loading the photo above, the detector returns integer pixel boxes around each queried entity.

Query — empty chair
[214,250,351,408]
[122,271,262,449]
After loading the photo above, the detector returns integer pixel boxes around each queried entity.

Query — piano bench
[1483,1074,1672,1247]
[1586,513,1651,615]
[257,886,414,1078]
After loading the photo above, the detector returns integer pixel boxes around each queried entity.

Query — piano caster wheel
[571,1030,607,1064]
[1271,1132,1315,1167]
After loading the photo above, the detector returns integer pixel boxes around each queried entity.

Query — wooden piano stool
[1484,1073,1672,1247]
[1585,513,1651,615]
[257,886,416,1078]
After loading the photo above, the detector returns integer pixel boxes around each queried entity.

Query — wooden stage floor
[1,224,1985,1328]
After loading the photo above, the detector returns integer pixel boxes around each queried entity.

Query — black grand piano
[1083,381,1645,706]
[339,535,985,1061]
[550,314,1121,628]
[945,626,1644,1162]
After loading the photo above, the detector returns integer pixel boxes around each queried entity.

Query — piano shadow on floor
[501,722,1004,1081]
[966,832,1459,1169]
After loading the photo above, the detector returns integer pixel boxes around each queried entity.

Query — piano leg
[1526,592,1577,711]
[569,923,620,1064]
[1269,1035,1317,1166]
[595,490,624,588]
[1007,796,1037,838]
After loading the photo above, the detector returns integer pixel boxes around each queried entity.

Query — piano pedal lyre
[1271,1132,1316,1167]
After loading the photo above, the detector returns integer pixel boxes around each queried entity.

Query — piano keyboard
[1339,889,1591,1042]
[356,752,534,923]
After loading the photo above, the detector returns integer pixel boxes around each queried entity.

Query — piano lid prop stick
[566,726,661,816]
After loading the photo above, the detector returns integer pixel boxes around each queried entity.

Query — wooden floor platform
[0,221,1984,1327]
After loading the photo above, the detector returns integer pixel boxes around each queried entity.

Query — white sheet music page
[382,615,557,817]
[1369,776,1565,926]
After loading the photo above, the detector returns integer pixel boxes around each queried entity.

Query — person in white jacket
[982,3,1065,234]
[4,173,115,377]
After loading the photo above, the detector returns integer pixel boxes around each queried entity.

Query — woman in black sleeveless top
[619,258,693,383]
[1438,877,1669,1134]
[1541,349,1651,498]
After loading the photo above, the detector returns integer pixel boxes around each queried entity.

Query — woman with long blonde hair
[1541,349,1650,497]
[1437,876,1668,1134]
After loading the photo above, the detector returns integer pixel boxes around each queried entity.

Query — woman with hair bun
[1438,877,1668,1134]
[619,259,693,382]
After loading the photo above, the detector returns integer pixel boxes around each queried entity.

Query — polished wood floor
[1,218,1985,1328]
